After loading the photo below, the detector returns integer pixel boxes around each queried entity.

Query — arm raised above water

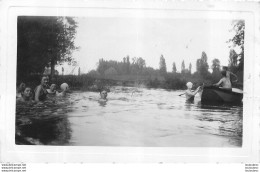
[185,86,201,96]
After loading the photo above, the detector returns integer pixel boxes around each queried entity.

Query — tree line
[90,49,241,79]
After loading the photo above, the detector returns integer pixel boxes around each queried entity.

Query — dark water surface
[16,86,243,147]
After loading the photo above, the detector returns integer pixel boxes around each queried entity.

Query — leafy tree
[196,59,201,73]
[104,67,118,76]
[97,56,146,76]
[136,57,146,73]
[211,58,221,75]
[17,16,78,81]
[228,49,238,73]
[159,55,167,75]
[78,67,81,76]
[88,70,100,78]
[172,62,177,73]
[189,63,192,74]
[196,51,209,77]
[126,55,130,74]
[97,58,110,75]
[229,20,244,71]
[181,60,185,73]
[131,57,141,75]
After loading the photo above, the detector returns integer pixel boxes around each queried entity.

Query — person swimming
[213,70,232,91]
[17,87,33,102]
[16,82,26,98]
[34,75,49,101]
[56,83,69,97]
[185,82,201,101]
[98,89,108,106]
[99,90,108,100]
[47,84,57,95]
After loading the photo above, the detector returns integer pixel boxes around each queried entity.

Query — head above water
[100,90,108,99]
[60,83,69,92]
[186,82,193,89]
[50,84,57,91]
[18,82,26,93]
[21,87,32,99]
[41,75,49,87]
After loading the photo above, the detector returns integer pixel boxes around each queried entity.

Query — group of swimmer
[16,75,70,102]
[16,75,109,103]
[184,66,238,100]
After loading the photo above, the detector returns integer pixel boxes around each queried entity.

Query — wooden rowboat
[201,86,243,104]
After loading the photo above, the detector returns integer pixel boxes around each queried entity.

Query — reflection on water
[16,86,243,147]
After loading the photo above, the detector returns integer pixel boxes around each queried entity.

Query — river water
[15,86,243,147]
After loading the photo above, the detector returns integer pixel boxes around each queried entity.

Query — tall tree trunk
[50,58,55,82]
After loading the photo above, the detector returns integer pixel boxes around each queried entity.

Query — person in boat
[222,66,238,84]
[185,82,201,101]
[16,82,26,98]
[47,84,57,95]
[34,75,49,102]
[56,83,69,97]
[17,87,33,102]
[213,70,232,91]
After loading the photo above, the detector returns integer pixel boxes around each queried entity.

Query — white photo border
[0,0,259,163]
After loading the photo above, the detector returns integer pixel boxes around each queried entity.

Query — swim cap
[186,82,193,89]
[60,83,69,91]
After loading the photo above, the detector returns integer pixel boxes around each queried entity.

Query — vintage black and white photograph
[14,15,245,147]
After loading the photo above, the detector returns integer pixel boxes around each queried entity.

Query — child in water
[185,82,201,101]
[47,84,57,95]
[56,83,69,97]
[17,87,33,102]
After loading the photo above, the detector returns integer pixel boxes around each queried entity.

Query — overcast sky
[62,17,236,74]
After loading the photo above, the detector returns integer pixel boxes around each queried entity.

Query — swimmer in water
[98,89,108,106]
[47,84,57,95]
[16,82,26,98]
[17,87,33,102]
[185,82,201,101]
[99,90,108,101]
[35,75,49,102]
[56,83,69,96]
